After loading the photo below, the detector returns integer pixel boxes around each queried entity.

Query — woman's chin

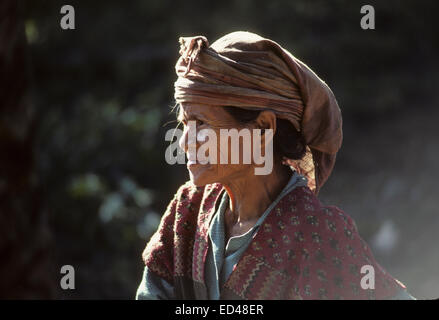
[187,164,215,186]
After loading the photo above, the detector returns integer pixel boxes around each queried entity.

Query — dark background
[1,0,438,299]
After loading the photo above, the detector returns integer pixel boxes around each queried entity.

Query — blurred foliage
[21,0,439,298]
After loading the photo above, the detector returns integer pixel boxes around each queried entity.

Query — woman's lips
[187,160,210,167]
[187,159,204,167]
[186,152,199,166]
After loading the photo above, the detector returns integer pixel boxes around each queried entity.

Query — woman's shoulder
[173,180,223,205]
[276,186,407,299]
[277,185,369,258]
[175,180,202,197]
[166,181,224,225]
[285,185,357,229]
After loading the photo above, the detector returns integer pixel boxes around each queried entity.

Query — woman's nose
[178,121,197,153]
[178,126,188,153]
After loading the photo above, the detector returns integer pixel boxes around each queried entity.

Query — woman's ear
[251,111,276,170]
[253,111,276,153]
[255,110,277,135]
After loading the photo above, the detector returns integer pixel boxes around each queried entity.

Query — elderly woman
[136,31,414,300]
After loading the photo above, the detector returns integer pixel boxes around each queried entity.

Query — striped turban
[174,31,342,194]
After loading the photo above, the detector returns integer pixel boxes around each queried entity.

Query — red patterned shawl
[142,181,406,300]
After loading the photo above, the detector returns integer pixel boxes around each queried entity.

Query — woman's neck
[222,161,291,225]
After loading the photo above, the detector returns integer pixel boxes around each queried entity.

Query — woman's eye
[197,120,205,126]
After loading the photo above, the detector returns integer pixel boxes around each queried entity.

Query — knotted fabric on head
[174,31,342,194]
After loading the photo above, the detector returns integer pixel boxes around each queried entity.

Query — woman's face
[178,103,260,186]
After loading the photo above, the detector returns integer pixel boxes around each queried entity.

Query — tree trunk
[0,0,54,299]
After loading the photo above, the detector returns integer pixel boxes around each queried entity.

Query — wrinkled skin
[178,103,292,240]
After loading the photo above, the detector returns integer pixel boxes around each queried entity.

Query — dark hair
[223,106,306,160]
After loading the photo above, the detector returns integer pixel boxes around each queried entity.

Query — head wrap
[174,31,342,194]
